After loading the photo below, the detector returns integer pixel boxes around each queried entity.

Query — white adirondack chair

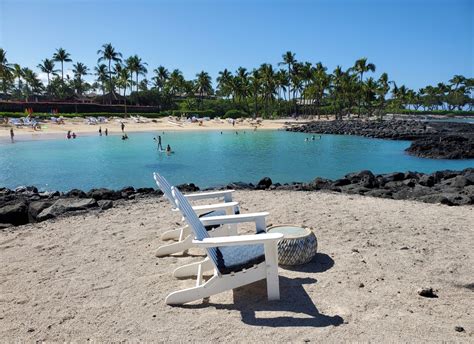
[165,186,283,305]
[153,173,239,256]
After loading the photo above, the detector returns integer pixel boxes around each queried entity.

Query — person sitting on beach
[67,131,71,139]
[72,132,77,139]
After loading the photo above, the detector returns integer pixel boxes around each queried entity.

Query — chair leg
[264,241,280,301]
[161,225,190,241]
[166,275,221,305]
[156,235,193,257]
[173,258,213,278]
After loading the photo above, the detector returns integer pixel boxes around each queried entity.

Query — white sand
[1,191,473,342]
[0,118,301,142]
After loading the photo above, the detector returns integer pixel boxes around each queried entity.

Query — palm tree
[167,69,185,96]
[259,63,277,117]
[117,67,131,100]
[195,71,213,108]
[250,69,262,118]
[37,58,58,92]
[52,47,72,82]
[216,68,233,99]
[353,58,376,117]
[134,56,147,93]
[22,68,43,100]
[94,64,108,98]
[97,43,122,95]
[12,64,23,92]
[0,48,13,95]
[72,62,89,95]
[279,51,296,108]
[152,66,169,92]
[307,62,330,118]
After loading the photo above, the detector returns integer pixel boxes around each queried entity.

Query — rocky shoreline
[1,168,473,228]
[286,120,474,159]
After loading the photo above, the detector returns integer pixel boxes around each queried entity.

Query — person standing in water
[10,128,14,143]
[99,126,102,136]
[157,135,163,150]
[105,128,108,136]
[166,144,172,154]
[121,122,125,132]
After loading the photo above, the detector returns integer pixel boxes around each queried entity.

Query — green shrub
[223,109,249,118]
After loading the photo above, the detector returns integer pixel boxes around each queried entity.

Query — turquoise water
[0,130,473,191]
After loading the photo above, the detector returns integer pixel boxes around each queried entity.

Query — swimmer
[122,133,128,140]
[311,135,315,140]
[72,132,77,139]
[166,144,172,154]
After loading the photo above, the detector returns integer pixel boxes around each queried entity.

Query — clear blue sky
[0,0,472,89]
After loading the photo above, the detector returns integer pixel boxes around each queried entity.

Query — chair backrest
[171,186,220,268]
[153,172,177,207]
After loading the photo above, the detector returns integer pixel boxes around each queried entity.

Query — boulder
[365,189,393,198]
[88,188,122,201]
[0,201,29,226]
[65,189,87,198]
[333,178,351,187]
[419,174,435,187]
[382,172,405,182]
[37,198,98,221]
[39,191,60,199]
[345,170,376,188]
[307,177,332,190]
[0,188,12,196]
[256,177,273,190]
[452,175,470,188]
[464,172,474,185]
[15,186,38,194]
[28,201,54,222]
[120,186,135,198]
[175,183,200,192]
[136,187,155,194]
[418,194,453,206]
[340,185,370,195]
[226,182,254,190]
[98,200,114,210]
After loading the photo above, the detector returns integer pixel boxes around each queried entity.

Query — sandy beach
[1,190,472,342]
[0,118,298,142]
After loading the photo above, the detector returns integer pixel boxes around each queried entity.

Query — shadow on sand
[180,252,343,327]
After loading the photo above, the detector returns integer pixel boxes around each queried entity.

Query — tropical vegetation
[0,46,473,119]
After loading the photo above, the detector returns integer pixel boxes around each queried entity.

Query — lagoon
[0,130,473,191]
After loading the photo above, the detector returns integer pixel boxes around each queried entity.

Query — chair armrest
[191,201,239,213]
[185,190,234,202]
[199,212,269,233]
[192,232,283,247]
